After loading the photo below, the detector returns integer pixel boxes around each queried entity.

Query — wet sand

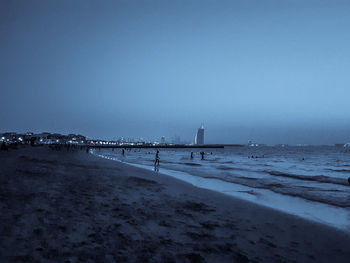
[1,146,350,262]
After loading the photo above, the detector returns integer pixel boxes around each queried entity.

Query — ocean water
[92,146,350,231]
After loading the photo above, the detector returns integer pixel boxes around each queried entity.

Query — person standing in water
[122,149,125,156]
[190,151,194,159]
[155,150,160,165]
[154,150,160,171]
[200,151,205,160]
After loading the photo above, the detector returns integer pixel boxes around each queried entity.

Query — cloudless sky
[1,0,350,144]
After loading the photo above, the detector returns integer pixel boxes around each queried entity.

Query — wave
[183,162,202,166]
[216,166,256,173]
[326,169,350,173]
[222,161,236,164]
[203,174,350,208]
[265,170,349,186]
[216,166,244,171]
[168,169,350,208]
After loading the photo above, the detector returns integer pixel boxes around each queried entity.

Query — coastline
[1,146,350,262]
[93,150,350,232]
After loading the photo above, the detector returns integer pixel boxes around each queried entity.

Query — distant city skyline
[2,126,349,146]
[1,0,350,145]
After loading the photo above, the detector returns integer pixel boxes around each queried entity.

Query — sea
[92,146,350,231]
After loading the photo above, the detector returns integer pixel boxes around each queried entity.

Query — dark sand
[1,146,350,262]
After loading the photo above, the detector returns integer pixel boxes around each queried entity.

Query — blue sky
[1,0,350,144]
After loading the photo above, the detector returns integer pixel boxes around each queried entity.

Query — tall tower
[195,124,204,145]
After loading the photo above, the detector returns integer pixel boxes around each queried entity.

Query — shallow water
[92,146,350,231]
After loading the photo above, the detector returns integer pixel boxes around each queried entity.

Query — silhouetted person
[1,141,8,151]
[190,151,194,159]
[155,150,160,166]
[348,177,350,185]
[122,149,125,156]
[200,151,205,160]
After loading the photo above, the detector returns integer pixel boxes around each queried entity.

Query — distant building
[195,124,204,145]
[161,136,165,144]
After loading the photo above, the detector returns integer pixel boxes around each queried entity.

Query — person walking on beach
[200,151,205,160]
[190,151,193,159]
[122,149,125,156]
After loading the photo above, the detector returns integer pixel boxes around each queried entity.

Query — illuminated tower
[195,124,204,145]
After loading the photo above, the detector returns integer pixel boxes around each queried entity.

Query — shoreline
[1,146,350,262]
[93,150,350,232]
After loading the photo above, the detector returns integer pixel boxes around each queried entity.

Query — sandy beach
[1,146,350,262]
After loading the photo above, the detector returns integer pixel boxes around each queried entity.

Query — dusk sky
[1,0,350,145]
